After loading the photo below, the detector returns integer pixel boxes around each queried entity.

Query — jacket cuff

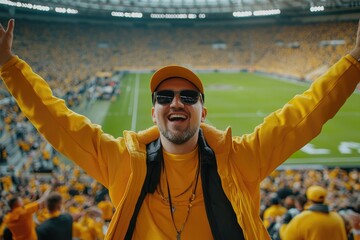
[346,54,360,71]
[0,55,20,73]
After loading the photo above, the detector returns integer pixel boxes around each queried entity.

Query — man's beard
[159,124,198,145]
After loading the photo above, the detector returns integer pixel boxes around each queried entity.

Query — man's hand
[350,19,360,61]
[0,19,15,67]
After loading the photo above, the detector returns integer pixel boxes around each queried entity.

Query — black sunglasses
[152,90,204,105]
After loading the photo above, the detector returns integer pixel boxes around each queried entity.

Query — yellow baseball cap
[306,185,327,203]
[150,65,204,94]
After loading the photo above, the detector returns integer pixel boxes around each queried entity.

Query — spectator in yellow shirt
[3,188,51,240]
[77,207,104,240]
[0,175,12,192]
[263,196,287,229]
[97,194,114,223]
[283,185,347,240]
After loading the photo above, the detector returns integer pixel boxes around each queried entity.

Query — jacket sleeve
[0,56,127,187]
[233,54,360,181]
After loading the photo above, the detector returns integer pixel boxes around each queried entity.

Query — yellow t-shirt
[78,215,102,240]
[72,221,84,239]
[97,200,114,221]
[133,147,213,240]
[4,202,39,240]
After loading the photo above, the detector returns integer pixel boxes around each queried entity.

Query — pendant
[176,232,181,240]
[172,206,176,213]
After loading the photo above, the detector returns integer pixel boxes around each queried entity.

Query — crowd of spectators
[0,152,114,239]
[260,168,360,239]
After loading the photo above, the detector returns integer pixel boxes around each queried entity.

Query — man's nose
[169,94,184,107]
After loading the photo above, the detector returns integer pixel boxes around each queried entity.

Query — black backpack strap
[198,129,245,240]
[124,138,162,240]
[124,186,147,240]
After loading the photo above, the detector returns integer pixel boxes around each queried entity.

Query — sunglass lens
[180,90,199,105]
[156,90,174,105]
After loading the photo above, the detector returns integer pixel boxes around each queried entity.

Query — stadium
[0,0,360,239]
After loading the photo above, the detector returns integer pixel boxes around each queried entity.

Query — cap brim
[150,65,204,94]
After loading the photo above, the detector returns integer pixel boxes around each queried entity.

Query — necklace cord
[164,152,201,238]
[158,175,194,200]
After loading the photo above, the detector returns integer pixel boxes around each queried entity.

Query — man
[0,19,360,239]
[36,192,73,240]
[263,196,287,229]
[283,185,348,240]
[97,193,114,223]
[3,188,51,240]
[278,194,307,239]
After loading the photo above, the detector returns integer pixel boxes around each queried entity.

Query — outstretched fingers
[7,19,14,30]
[5,19,14,37]
[0,19,13,35]
[0,19,15,66]
[0,22,5,36]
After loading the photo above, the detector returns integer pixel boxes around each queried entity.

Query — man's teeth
[169,114,187,120]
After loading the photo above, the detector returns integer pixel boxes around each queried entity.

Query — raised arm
[0,19,15,66]
[234,20,360,182]
[0,19,127,189]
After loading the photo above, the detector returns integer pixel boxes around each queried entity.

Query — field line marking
[285,157,360,163]
[121,79,131,116]
[127,78,134,116]
[131,74,140,131]
[209,111,360,119]
[259,73,360,95]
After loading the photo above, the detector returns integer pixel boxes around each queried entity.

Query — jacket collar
[308,203,329,213]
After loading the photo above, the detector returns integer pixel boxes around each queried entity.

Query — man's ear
[201,106,207,122]
[151,106,157,124]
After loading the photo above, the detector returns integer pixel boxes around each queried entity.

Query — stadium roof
[0,0,359,23]
[12,0,360,13]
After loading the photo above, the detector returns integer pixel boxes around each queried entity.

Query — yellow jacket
[1,55,359,239]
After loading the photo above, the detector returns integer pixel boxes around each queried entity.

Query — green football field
[85,72,360,167]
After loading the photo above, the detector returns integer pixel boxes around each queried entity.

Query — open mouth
[168,114,188,122]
